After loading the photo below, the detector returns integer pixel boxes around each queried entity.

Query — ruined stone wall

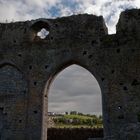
[47,128,103,140]
[0,9,140,140]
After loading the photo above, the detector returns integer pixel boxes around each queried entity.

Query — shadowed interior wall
[0,65,28,140]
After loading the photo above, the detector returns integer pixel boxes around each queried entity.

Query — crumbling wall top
[116,9,140,36]
[0,14,108,46]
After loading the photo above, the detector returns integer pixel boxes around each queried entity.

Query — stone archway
[42,62,105,140]
[48,64,102,116]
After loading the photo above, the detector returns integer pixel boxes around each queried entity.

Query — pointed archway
[42,64,104,139]
[48,64,102,116]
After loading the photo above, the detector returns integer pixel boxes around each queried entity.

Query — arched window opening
[37,28,49,39]
[30,20,50,40]
[46,64,103,139]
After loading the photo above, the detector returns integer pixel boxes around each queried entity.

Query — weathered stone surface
[0,8,140,140]
[0,65,28,139]
[88,138,103,140]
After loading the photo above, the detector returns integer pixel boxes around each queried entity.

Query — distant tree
[77,112,83,115]
[65,112,68,115]
[70,111,77,115]
[99,115,102,119]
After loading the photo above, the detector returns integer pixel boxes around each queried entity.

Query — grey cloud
[49,65,101,97]
[49,90,101,103]
[48,93,102,115]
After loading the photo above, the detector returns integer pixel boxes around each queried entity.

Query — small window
[30,21,50,41]
[37,28,49,39]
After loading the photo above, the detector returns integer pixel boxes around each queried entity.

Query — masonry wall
[47,128,103,140]
[0,9,140,140]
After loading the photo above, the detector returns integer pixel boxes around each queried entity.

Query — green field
[50,113,103,128]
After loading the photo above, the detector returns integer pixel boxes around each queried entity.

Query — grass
[50,114,103,128]
[63,114,93,119]
[54,124,103,128]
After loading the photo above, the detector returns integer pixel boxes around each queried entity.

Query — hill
[48,113,103,128]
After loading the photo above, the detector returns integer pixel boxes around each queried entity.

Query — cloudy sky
[48,65,102,115]
[0,0,140,115]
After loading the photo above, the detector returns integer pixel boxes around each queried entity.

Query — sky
[48,65,102,115]
[0,0,140,115]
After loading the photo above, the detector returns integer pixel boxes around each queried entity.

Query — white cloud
[80,0,139,33]
[57,4,73,17]
[84,5,101,16]
[24,0,59,8]
[0,0,59,22]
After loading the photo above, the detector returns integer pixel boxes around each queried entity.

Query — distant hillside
[48,113,103,128]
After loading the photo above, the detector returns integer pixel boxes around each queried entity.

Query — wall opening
[30,20,50,41]
[43,64,103,140]
[37,28,49,39]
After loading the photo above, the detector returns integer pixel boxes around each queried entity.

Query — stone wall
[0,8,140,140]
[48,128,103,140]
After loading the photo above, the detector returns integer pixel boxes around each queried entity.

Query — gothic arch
[48,60,103,91]
[0,63,28,140]
[42,60,105,140]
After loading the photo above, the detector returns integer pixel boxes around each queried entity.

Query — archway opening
[30,20,50,41]
[37,28,49,39]
[46,64,103,139]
